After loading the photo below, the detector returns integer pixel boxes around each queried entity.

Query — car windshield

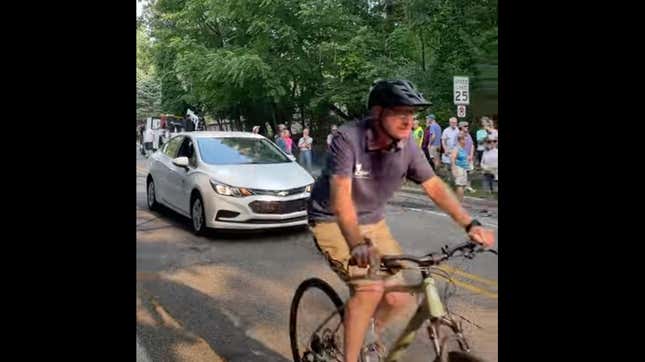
[196,137,290,165]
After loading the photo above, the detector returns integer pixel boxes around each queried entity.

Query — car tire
[190,194,208,236]
[147,178,159,211]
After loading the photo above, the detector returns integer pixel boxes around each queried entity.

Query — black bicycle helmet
[367,79,431,109]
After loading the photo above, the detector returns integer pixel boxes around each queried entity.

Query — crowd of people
[419,114,498,200]
[251,114,498,200]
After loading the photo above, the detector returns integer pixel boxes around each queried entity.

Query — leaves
[140,0,497,131]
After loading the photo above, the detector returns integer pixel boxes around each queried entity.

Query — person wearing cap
[307,79,494,362]
[422,114,442,171]
[480,135,498,194]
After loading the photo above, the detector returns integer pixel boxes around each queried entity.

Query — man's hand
[350,240,380,268]
[468,226,495,248]
[468,155,473,163]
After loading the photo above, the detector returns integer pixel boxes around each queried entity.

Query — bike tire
[289,278,345,362]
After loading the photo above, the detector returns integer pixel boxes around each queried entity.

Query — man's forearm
[331,176,364,249]
[422,176,472,228]
[334,201,364,249]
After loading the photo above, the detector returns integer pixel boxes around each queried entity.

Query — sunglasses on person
[486,140,497,143]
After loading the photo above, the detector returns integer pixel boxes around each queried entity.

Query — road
[136,146,498,361]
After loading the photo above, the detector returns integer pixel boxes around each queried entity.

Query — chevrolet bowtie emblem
[277,191,288,196]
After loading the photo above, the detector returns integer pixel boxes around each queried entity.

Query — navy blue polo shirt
[308,117,436,224]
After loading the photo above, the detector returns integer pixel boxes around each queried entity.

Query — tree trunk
[420,33,426,71]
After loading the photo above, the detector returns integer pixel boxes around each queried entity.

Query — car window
[164,136,183,158]
[177,138,197,167]
[196,137,290,165]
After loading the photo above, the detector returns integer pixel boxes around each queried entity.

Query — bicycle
[289,242,498,362]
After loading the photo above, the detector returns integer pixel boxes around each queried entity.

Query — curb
[399,185,498,208]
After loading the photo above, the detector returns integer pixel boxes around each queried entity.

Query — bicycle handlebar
[380,241,497,270]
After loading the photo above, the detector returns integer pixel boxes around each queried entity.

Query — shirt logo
[354,163,371,179]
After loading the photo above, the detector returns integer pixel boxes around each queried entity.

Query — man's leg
[311,222,383,362]
[344,284,384,362]
[311,221,417,362]
[306,151,313,173]
[361,221,418,338]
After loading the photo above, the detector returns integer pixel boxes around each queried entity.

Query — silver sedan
[146,131,315,235]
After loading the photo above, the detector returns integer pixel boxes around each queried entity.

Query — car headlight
[305,184,313,193]
[210,179,253,197]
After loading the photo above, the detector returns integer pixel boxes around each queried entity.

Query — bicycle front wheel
[289,278,345,362]
[433,323,486,362]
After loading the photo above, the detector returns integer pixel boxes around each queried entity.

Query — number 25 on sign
[453,76,469,105]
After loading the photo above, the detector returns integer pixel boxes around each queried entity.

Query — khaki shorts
[453,166,468,186]
[310,220,403,285]
[429,145,439,159]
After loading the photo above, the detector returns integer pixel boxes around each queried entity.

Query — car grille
[251,186,307,197]
[249,198,308,214]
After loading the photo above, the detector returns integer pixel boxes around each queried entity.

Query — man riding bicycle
[307,79,495,362]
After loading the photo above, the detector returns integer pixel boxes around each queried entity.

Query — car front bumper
[204,192,310,230]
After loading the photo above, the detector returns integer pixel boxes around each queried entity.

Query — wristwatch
[465,219,482,233]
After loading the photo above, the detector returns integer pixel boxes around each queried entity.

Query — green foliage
[139,0,497,130]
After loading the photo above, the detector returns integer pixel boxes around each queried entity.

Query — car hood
[201,162,315,190]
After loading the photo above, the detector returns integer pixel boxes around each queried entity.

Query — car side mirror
[172,157,189,169]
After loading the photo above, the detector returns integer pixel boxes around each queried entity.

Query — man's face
[413,119,419,129]
[381,106,416,140]
[449,118,458,129]
[303,129,309,136]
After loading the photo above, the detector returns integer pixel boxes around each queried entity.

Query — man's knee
[384,292,415,309]
[351,281,385,302]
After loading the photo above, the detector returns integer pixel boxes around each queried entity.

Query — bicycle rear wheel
[290,278,345,362]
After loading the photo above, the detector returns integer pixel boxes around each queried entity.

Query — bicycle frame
[305,269,469,362]
[385,269,468,361]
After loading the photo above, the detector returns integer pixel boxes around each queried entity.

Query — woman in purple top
[459,121,476,193]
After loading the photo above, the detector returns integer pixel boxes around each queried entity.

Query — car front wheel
[191,194,207,236]
[147,178,159,211]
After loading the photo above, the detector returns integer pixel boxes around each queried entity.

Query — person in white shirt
[297,127,313,173]
[142,128,154,157]
[441,117,460,180]
[326,124,338,150]
[480,135,498,193]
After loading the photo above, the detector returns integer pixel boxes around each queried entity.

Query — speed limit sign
[453,76,470,105]
[457,105,466,118]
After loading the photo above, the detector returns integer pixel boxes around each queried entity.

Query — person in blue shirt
[451,133,470,202]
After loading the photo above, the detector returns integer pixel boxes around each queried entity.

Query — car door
[157,136,184,207]
[165,136,196,214]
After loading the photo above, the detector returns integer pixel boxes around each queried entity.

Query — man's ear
[369,106,383,120]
